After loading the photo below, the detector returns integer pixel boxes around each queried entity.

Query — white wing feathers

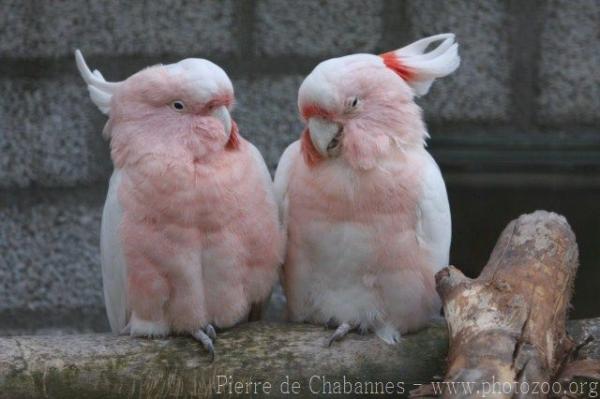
[100,170,129,334]
[273,141,300,229]
[392,33,460,96]
[416,153,452,271]
[248,143,276,192]
[75,49,120,115]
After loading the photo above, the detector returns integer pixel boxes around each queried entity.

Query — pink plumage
[76,51,283,356]
[274,34,459,344]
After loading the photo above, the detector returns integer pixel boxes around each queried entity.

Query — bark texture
[0,322,449,399]
[432,210,594,398]
[0,320,598,399]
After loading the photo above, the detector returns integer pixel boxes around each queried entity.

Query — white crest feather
[392,33,460,96]
[75,49,121,114]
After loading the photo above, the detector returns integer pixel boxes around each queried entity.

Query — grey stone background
[1,0,599,335]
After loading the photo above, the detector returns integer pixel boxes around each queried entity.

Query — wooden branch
[433,210,590,398]
[0,322,448,399]
[0,319,598,399]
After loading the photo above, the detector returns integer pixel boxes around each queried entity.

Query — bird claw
[192,327,216,362]
[327,322,354,347]
[206,324,217,341]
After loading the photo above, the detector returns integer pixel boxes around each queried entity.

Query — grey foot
[192,325,216,361]
[327,322,354,347]
[206,324,217,341]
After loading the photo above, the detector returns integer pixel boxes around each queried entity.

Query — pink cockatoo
[275,34,459,345]
[75,51,283,358]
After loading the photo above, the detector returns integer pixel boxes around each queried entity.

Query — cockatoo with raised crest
[274,34,459,345]
[76,51,283,359]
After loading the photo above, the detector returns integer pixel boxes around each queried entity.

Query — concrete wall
[1,0,599,333]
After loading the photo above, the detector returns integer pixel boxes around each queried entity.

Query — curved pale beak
[308,117,343,157]
[210,105,232,135]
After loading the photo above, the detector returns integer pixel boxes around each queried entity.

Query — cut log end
[435,265,471,301]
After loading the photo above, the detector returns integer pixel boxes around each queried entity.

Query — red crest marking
[380,52,414,81]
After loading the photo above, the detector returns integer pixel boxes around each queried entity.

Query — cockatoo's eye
[171,100,185,112]
[345,97,360,111]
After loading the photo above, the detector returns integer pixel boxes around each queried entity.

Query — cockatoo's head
[75,51,238,167]
[298,34,460,170]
